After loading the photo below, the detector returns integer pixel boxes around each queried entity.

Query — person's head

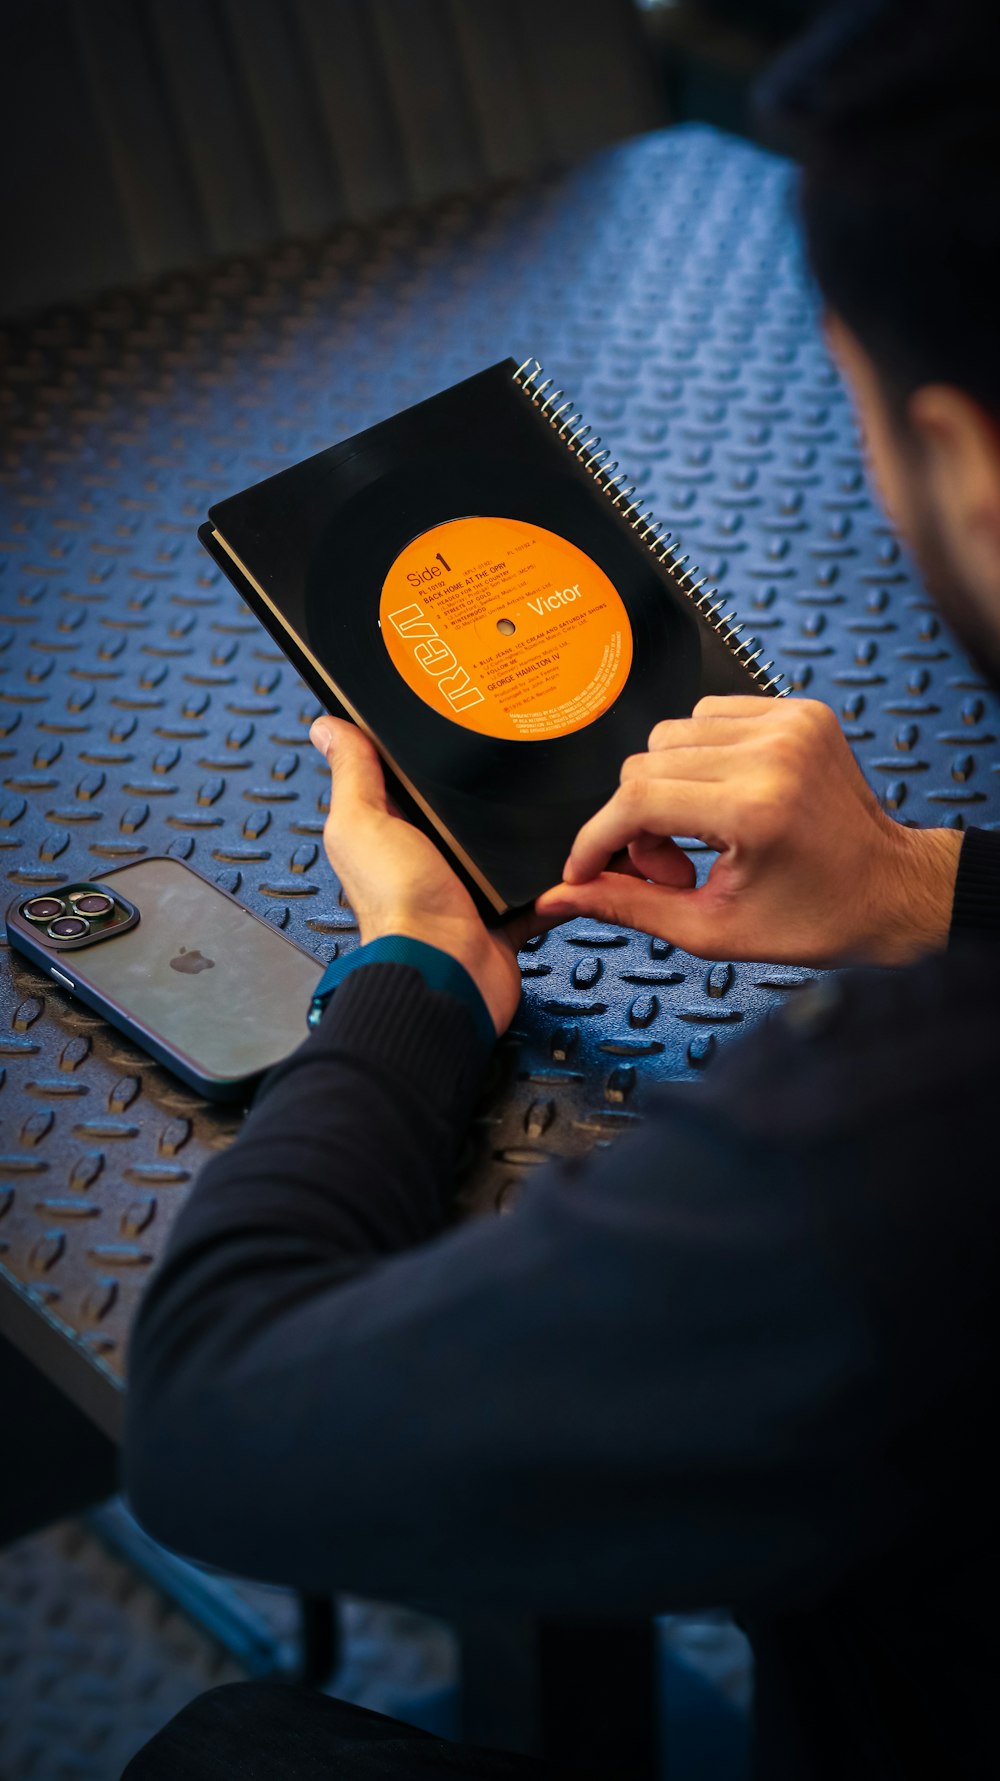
[757,0,1000,685]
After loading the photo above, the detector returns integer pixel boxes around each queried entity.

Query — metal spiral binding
[513,356,785,696]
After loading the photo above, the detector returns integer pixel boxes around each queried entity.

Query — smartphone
[5,855,325,1101]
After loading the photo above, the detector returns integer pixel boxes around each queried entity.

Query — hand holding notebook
[202,357,780,920]
[309,714,550,1034]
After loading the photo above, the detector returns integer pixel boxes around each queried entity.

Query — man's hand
[311,717,531,1035]
[535,697,963,967]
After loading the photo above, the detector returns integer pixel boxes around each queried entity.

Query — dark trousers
[121,1682,576,1780]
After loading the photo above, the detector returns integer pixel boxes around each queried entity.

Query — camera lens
[23,897,65,922]
[72,892,114,917]
[48,915,89,940]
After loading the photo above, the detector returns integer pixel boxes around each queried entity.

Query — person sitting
[122,3,1000,1776]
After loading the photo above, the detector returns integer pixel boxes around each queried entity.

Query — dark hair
[755,0,1000,414]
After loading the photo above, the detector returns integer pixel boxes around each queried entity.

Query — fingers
[646,714,767,754]
[621,743,737,784]
[536,873,664,931]
[606,847,646,882]
[693,695,774,720]
[310,717,388,823]
[646,696,841,755]
[563,779,726,884]
[627,834,697,890]
[646,694,801,754]
[535,872,726,959]
[502,906,563,954]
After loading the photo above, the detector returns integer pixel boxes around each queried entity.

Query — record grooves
[202,358,783,916]
[513,356,784,694]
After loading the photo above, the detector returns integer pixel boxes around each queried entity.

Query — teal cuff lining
[308,935,496,1054]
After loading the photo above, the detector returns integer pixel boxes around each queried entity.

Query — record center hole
[496,618,516,636]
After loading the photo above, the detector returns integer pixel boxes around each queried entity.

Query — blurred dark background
[2,0,826,320]
[0,7,866,1781]
[641,0,825,133]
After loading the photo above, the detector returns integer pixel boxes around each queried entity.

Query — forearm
[123,962,926,1614]
[865,823,962,963]
[866,820,1000,963]
[154,960,489,1256]
[124,962,493,1547]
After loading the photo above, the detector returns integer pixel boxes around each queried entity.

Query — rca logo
[387,604,485,713]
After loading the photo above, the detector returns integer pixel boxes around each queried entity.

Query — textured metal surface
[0,1503,746,1780]
[0,1503,460,1781]
[2,125,999,1425]
[0,1512,246,1781]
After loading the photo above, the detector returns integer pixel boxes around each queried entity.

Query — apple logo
[170,945,215,975]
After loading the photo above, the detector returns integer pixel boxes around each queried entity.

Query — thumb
[535,872,724,958]
[310,717,388,820]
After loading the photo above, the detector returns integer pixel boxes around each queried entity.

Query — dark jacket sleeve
[123,952,994,1616]
[950,825,1000,943]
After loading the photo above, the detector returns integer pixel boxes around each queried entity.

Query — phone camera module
[23,896,66,922]
[48,915,89,940]
[71,892,114,917]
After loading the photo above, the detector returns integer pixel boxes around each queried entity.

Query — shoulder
[692,942,1000,1145]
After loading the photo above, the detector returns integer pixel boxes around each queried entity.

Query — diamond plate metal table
[2,122,998,1772]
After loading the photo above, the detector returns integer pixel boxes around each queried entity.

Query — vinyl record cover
[203,358,781,915]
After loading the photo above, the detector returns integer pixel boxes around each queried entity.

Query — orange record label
[379,516,633,741]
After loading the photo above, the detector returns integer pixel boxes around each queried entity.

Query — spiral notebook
[200,356,783,917]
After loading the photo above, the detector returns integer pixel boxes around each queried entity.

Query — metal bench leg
[457,1611,659,1778]
[539,1618,659,1780]
[296,1594,339,1687]
[0,1336,117,1547]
